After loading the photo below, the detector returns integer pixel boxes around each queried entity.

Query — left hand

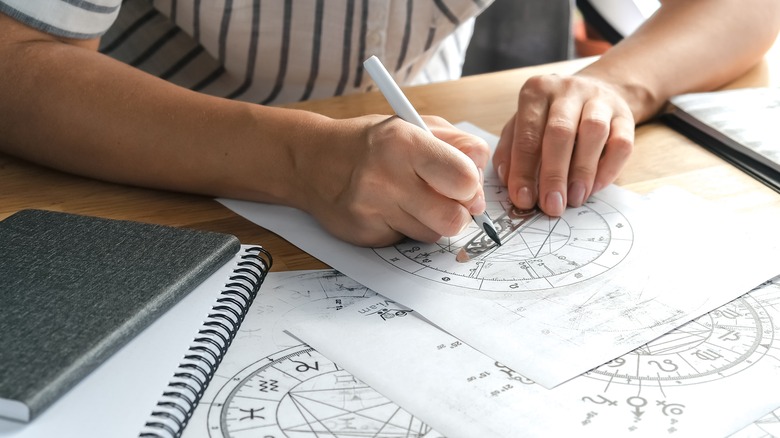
[492,73,635,216]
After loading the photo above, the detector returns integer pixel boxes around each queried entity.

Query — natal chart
[200,270,440,438]
[206,345,437,438]
[574,278,780,432]
[374,184,633,293]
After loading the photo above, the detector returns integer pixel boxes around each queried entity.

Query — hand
[492,73,635,216]
[293,115,491,247]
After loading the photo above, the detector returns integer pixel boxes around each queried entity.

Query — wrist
[261,108,361,215]
[239,105,339,210]
[576,64,661,124]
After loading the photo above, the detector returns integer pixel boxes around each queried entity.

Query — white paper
[176,270,442,438]
[671,87,780,161]
[670,87,780,173]
[219,122,780,388]
[730,407,780,437]
[291,274,780,438]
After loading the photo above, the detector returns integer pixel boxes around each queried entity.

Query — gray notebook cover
[0,209,240,422]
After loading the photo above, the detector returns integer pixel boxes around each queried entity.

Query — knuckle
[514,128,543,152]
[608,134,634,157]
[545,119,576,142]
[569,163,597,180]
[542,173,568,187]
[453,135,490,158]
[344,199,374,224]
[562,75,586,89]
[473,137,491,154]
[425,115,449,126]
[518,76,551,102]
[579,115,610,135]
[383,117,414,139]
[441,208,470,236]
[520,75,552,94]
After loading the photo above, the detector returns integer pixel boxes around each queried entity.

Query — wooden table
[2,47,778,272]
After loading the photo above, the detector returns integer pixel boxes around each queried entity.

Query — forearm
[578,0,780,123]
[0,25,324,206]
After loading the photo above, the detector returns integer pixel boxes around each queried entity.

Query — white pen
[363,55,502,246]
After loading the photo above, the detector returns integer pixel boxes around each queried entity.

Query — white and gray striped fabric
[1,0,493,105]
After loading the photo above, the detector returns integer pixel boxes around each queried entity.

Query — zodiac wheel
[374,189,633,294]
[206,345,435,437]
[584,293,773,386]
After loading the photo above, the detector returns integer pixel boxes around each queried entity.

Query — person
[0,1,778,247]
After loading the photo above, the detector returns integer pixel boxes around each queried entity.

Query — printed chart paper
[730,407,780,437]
[176,270,443,438]
[292,273,780,438]
[219,123,780,387]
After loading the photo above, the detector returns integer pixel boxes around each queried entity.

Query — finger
[424,117,490,215]
[445,133,491,174]
[334,180,454,246]
[508,77,550,210]
[412,134,482,203]
[538,97,582,217]
[427,117,491,171]
[385,207,446,244]
[567,99,611,207]
[593,114,634,194]
[493,116,516,185]
[317,201,405,248]
[397,179,473,238]
[463,187,487,217]
[343,222,405,248]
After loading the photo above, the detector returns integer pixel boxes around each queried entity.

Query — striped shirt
[0,0,493,105]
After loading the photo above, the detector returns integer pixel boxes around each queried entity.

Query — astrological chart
[179,270,441,438]
[374,185,633,294]
[585,289,774,386]
[291,276,780,437]
[206,345,435,438]
[218,122,780,387]
[575,278,780,435]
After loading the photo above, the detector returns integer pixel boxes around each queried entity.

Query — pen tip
[482,223,502,246]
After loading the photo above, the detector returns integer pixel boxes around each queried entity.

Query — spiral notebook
[0,239,272,438]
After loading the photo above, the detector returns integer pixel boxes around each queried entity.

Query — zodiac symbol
[648,359,678,372]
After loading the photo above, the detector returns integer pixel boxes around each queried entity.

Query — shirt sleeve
[0,0,121,39]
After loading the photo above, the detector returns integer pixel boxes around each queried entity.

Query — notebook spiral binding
[140,246,272,438]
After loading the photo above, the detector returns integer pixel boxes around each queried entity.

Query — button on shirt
[0,0,493,104]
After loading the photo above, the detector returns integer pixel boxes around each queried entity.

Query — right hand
[291,114,491,247]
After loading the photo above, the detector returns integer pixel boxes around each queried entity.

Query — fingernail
[568,181,586,207]
[478,167,485,186]
[516,186,533,209]
[545,191,564,216]
[497,163,506,185]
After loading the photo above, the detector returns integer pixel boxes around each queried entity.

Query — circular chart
[585,293,773,386]
[375,189,633,293]
[207,345,436,437]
